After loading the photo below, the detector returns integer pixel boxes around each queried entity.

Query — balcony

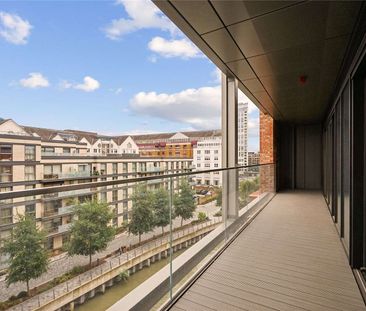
[161,191,366,311]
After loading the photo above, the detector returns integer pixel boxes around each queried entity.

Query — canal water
[76,249,186,311]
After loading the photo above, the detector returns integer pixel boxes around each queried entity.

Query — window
[132,163,137,172]
[100,163,106,175]
[214,163,219,168]
[25,203,36,218]
[25,145,36,161]
[25,184,36,201]
[78,164,90,173]
[0,207,12,225]
[112,190,118,201]
[100,192,107,202]
[0,187,12,204]
[123,163,128,173]
[44,200,61,216]
[112,163,118,174]
[25,165,35,181]
[197,150,201,154]
[0,144,12,161]
[214,150,219,154]
[42,146,55,154]
[43,164,61,179]
[0,165,12,182]
[63,147,71,154]
[204,157,210,161]
[204,163,210,168]
[122,189,128,199]
[205,150,210,154]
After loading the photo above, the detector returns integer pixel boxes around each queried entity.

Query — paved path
[0,202,220,302]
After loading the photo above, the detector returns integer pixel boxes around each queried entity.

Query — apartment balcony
[41,151,103,157]
[58,171,91,179]
[165,191,365,311]
[58,223,71,234]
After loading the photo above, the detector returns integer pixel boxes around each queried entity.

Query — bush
[16,291,27,299]
[197,212,207,222]
[214,210,222,217]
[69,266,86,276]
[119,270,129,281]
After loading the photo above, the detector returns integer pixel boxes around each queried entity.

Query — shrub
[119,270,129,281]
[214,210,222,217]
[16,291,27,299]
[198,212,207,222]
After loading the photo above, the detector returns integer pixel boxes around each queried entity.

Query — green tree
[216,188,222,207]
[239,178,260,206]
[129,184,155,243]
[174,179,196,227]
[67,200,115,266]
[152,187,170,234]
[1,214,49,295]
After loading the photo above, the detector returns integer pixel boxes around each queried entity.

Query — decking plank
[169,192,366,311]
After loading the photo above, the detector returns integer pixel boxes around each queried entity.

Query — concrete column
[79,295,86,304]
[139,262,143,270]
[131,266,136,274]
[151,256,155,263]
[146,258,151,267]
[158,252,162,260]
[89,289,95,298]
[69,302,75,311]
[107,279,114,287]
[100,284,106,294]
[222,73,239,221]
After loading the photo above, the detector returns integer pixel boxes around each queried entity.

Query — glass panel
[25,145,36,161]
[0,165,12,182]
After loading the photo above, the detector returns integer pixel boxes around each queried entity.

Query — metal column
[221,73,239,220]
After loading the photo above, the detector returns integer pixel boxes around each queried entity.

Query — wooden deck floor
[170,191,366,311]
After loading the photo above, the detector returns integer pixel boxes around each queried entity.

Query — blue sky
[0,0,259,151]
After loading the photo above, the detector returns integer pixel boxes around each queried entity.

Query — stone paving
[8,218,221,311]
[0,203,220,302]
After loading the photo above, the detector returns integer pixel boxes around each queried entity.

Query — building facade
[248,151,260,166]
[0,119,192,255]
[238,102,248,166]
[193,136,222,187]
[135,130,221,159]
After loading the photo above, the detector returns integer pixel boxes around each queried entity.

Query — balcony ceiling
[154,1,363,123]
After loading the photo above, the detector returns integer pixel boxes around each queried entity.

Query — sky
[0,0,259,151]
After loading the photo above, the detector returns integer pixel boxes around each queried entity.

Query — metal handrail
[0,163,273,200]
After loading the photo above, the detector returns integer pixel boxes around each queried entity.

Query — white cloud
[61,76,100,92]
[129,86,221,130]
[19,73,49,89]
[115,87,123,95]
[210,68,221,84]
[148,36,202,59]
[0,12,32,45]
[104,0,177,40]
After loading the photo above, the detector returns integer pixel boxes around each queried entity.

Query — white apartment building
[193,137,222,187]
[0,119,192,255]
[238,102,248,166]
